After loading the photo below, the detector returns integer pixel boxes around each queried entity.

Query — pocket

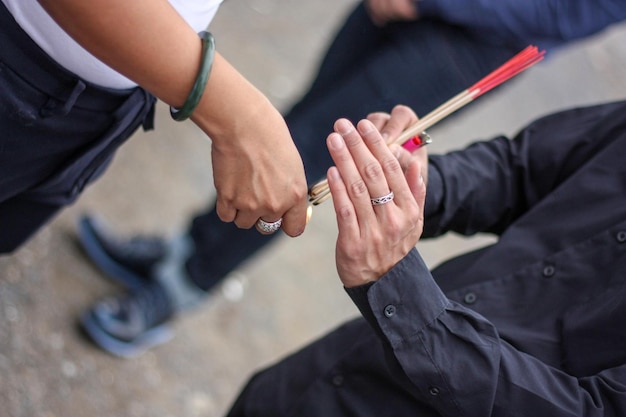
[20,88,155,206]
[0,61,47,127]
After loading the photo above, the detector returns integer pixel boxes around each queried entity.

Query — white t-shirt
[1,0,223,89]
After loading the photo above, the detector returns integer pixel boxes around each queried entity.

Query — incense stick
[308,45,546,206]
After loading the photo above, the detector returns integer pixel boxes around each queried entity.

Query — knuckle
[363,162,384,181]
[337,204,354,221]
[382,156,401,174]
[350,179,368,197]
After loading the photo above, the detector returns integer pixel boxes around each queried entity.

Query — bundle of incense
[308,45,546,206]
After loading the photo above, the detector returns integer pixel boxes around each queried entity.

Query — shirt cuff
[345,248,449,349]
[425,162,444,219]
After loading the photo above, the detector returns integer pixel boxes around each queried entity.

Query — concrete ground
[2,1,626,416]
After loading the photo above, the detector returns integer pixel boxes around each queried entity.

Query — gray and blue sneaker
[81,280,174,358]
[77,215,167,290]
[77,215,205,357]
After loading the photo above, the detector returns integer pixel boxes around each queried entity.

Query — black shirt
[347,101,626,416]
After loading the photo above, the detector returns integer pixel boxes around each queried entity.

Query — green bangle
[170,31,215,121]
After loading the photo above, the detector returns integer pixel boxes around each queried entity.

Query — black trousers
[226,317,439,417]
[0,2,155,253]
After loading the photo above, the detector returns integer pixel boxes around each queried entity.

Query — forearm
[37,0,277,144]
[37,0,308,234]
[421,102,626,237]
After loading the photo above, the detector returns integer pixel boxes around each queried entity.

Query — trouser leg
[226,318,437,417]
[0,1,155,254]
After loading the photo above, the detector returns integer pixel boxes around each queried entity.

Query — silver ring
[370,191,394,206]
[256,218,283,233]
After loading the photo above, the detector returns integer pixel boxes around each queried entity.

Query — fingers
[366,111,391,133]
[216,200,236,223]
[405,158,426,218]
[366,105,418,145]
[327,125,376,218]
[354,119,415,212]
[379,105,418,142]
[216,194,307,237]
[365,0,418,26]
[279,197,308,237]
[329,118,411,214]
[326,165,358,240]
[389,144,413,171]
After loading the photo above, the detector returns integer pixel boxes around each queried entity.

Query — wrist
[190,54,272,146]
[170,31,215,121]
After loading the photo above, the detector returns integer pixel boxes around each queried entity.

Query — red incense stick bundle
[392,45,546,148]
[309,45,546,206]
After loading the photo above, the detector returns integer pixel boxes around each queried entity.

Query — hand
[367,104,429,186]
[365,0,419,26]
[210,95,309,237]
[326,113,427,288]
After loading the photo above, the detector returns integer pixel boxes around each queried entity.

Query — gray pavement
[2,1,626,416]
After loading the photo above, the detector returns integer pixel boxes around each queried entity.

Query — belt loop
[40,80,86,118]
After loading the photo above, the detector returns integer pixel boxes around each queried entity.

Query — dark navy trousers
[184,3,520,290]
[0,2,155,253]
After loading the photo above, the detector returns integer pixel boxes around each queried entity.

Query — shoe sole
[78,216,148,290]
[81,310,174,358]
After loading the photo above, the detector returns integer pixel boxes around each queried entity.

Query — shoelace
[127,281,173,328]
[118,237,166,262]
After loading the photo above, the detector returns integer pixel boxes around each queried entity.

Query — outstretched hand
[326,106,427,288]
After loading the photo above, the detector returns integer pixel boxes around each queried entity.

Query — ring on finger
[256,218,283,233]
[370,191,394,206]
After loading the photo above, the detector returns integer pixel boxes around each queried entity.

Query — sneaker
[81,280,175,358]
[77,215,167,290]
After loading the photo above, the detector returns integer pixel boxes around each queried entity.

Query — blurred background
[1,0,626,416]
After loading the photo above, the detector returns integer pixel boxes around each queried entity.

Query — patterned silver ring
[370,191,394,206]
[256,218,283,233]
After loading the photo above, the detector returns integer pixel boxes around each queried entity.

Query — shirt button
[617,231,626,243]
[332,374,344,387]
[429,386,440,396]
[543,265,555,277]
[463,292,477,305]
[384,304,397,318]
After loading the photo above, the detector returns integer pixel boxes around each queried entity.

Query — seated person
[226,102,626,416]
[78,0,626,357]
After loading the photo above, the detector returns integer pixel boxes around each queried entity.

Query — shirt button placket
[616,231,626,243]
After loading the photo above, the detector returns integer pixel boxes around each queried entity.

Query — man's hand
[325,109,427,288]
[367,104,428,185]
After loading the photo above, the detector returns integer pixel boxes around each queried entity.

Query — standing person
[0,0,309,253]
[77,0,626,357]
[227,102,626,416]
